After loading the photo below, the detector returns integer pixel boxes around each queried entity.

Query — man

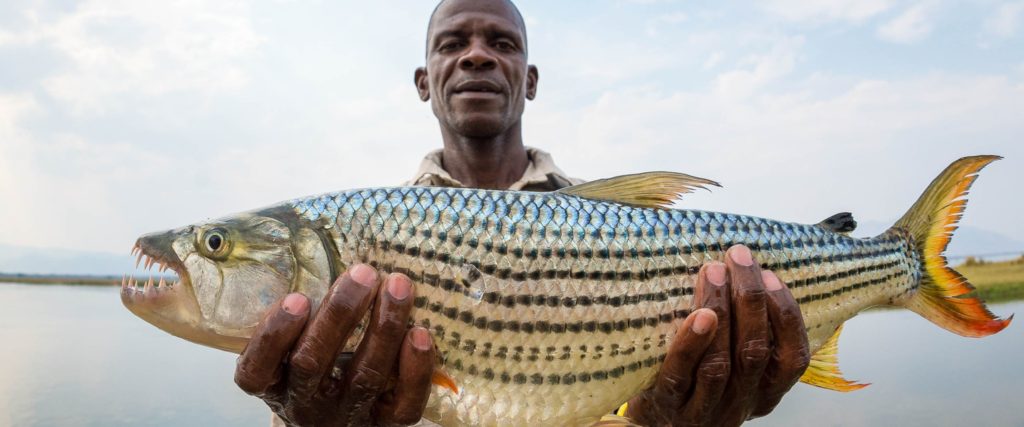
[233,0,811,425]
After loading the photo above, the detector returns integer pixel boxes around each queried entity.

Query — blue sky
[0,0,1021,255]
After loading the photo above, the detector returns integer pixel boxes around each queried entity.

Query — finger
[715,245,772,426]
[376,326,436,426]
[235,293,310,398]
[650,309,718,419]
[337,273,415,425]
[751,270,810,418]
[677,261,731,425]
[286,264,379,400]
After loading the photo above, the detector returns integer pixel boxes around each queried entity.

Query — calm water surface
[1,284,1022,426]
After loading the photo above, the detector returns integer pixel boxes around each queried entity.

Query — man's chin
[450,115,509,139]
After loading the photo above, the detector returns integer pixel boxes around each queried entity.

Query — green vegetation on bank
[0,273,121,286]
[958,256,1024,303]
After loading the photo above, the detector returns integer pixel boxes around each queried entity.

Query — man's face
[416,0,538,139]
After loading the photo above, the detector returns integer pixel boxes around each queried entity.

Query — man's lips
[452,80,503,94]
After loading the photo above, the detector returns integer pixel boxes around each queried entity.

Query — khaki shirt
[406,146,584,191]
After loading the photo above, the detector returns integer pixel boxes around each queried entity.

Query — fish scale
[292,186,915,426]
[125,157,1009,427]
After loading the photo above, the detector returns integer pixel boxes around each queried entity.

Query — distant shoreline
[3,257,1022,300]
[0,274,121,286]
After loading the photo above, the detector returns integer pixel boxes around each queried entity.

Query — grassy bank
[957,257,1024,303]
[0,274,120,286]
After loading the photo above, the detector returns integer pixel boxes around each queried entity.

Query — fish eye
[200,228,230,257]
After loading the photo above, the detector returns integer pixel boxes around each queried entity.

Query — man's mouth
[453,80,503,95]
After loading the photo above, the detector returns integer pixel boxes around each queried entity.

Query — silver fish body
[124,157,1009,427]
[291,186,914,426]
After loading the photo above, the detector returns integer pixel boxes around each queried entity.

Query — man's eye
[439,41,464,52]
[494,41,516,51]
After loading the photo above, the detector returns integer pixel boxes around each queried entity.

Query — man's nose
[458,42,497,70]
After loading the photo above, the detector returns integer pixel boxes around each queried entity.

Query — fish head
[123,207,333,353]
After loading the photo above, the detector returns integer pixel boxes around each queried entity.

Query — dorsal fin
[557,172,720,209]
[799,324,869,392]
[817,212,857,235]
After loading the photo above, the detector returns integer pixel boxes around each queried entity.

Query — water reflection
[1,284,1021,426]
[751,301,1023,426]
[0,284,266,426]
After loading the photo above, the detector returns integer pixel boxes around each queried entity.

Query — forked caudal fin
[799,156,1012,393]
[893,155,1012,337]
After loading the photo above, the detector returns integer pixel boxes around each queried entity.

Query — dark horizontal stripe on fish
[445,354,666,386]
[412,295,691,334]
[796,270,908,304]
[405,259,900,334]
[375,252,902,312]
[787,258,903,289]
[371,231,903,268]
[436,337,656,362]
[370,236,904,291]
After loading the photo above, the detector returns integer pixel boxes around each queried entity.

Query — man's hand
[626,245,811,426]
[233,264,435,427]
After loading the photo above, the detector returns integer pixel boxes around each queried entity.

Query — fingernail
[692,309,715,335]
[350,264,377,287]
[729,245,754,267]
[706,262,726,287]
[762,270,783,291]
[411,327,432,350]
[388,274,411,300]
[282,293,308,315]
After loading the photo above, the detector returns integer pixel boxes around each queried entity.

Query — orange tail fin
[893,155,1012,337]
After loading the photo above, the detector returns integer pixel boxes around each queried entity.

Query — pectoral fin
[432,368,459,394]
[557,172,720,209]
[798,324,869,392]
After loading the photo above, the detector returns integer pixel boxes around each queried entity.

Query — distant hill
[854,221,1024,260]
[1,224,1022,276]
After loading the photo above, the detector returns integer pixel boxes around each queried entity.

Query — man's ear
[526,65,538,100]
[414,67,430,101]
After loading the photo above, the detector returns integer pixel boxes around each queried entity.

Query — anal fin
[799,324,869,392]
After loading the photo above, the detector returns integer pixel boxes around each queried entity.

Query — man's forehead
[428,0,525,39]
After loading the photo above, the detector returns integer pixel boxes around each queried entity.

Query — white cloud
[713,37,803,98]
[761,0,893,24]
[3,0,262,115]
[984,1,1024,38]
[877,3,935,44]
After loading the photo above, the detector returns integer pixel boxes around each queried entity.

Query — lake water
[1,284,1022,426]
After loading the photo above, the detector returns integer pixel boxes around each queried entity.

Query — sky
[0,0,1022,257]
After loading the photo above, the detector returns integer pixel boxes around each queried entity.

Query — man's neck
[439,126,529,190]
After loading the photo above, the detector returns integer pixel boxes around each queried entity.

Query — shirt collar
[406,146,580,190]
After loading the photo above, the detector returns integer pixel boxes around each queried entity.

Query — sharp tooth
[135,253,143,269]
[144,277,154,293]
[121,275,127,289]
[145,257,154,270]
[128,275,136,289]
[158,277,166,288]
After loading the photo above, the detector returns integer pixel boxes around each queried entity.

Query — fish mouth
[121,242,190,311]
